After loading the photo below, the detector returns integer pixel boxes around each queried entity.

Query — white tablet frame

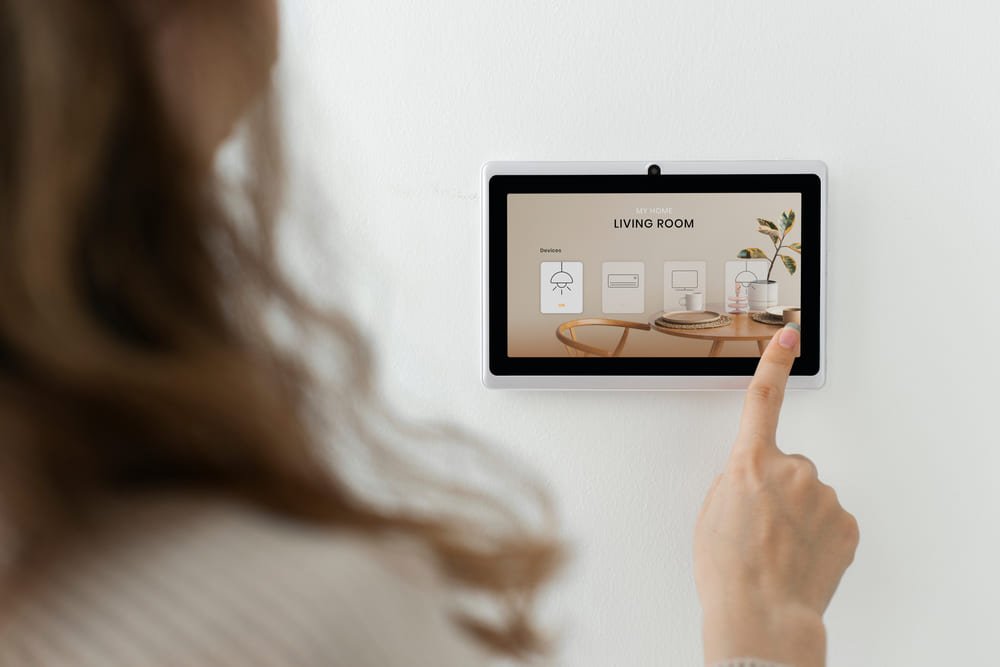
[481,160,827,390]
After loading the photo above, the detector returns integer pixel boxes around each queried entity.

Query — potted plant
[737,209,801,311]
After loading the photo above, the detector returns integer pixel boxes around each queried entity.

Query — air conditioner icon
[607,274,639,289]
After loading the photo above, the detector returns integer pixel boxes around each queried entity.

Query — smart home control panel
[482,161,826,390]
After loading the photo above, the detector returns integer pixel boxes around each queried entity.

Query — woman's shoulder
[0,497,489,667]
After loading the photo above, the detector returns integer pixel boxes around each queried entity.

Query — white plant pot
[748,280,778,311]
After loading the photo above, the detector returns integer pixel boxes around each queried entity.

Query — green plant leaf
[780,209,796,233]
[738,248,769,260]
[779,254,797,275]
[758,227,781,245]
[757,218,778,231]
[787,242,802,254]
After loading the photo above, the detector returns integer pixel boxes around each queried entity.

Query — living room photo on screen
[507,192,803,358]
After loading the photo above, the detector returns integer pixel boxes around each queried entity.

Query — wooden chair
[555,318,651,357]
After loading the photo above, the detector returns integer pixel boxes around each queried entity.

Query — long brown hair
[0,0,562,656]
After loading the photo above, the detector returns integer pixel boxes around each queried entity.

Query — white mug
[678,291,704,312]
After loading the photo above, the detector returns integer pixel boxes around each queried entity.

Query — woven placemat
[654,314,733,330]
[750,312,784,326]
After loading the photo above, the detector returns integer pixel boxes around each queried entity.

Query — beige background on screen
[507,193,802,356]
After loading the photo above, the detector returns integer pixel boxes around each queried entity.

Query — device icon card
[724,259,770,313]
[663,261,706,311]
[602,261,645,313]
[540,261,583,313]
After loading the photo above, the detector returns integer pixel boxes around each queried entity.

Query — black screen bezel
[487,173,822,377]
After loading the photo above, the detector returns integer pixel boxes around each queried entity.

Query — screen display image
[507,192,803,358]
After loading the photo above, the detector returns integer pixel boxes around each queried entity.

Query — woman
[0,1,858,665]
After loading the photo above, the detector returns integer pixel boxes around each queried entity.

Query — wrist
[702,602,826,667]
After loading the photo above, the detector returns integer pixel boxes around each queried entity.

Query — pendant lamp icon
[550,262,574,295]
[734,269,758,290]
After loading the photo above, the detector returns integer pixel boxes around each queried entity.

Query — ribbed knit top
[0,498,487,666]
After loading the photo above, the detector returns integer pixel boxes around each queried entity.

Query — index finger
[733,323,800,456]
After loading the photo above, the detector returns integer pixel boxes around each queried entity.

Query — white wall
[277,2,1000,664]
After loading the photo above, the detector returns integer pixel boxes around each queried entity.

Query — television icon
[671,270,699,289]
[663,261,707,311]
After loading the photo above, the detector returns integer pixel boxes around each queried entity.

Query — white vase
[748,280,778,311]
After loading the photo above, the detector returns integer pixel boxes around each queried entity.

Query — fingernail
[778,322,800,349]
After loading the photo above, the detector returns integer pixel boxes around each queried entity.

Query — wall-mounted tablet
[481,161,826,390]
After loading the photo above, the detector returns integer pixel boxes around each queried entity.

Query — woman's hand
[694,324,859,667]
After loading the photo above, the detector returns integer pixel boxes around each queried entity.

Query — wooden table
[648,306,780,357]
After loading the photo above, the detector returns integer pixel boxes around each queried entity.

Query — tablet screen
[487,172,822,377]
[509,191,800,356]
